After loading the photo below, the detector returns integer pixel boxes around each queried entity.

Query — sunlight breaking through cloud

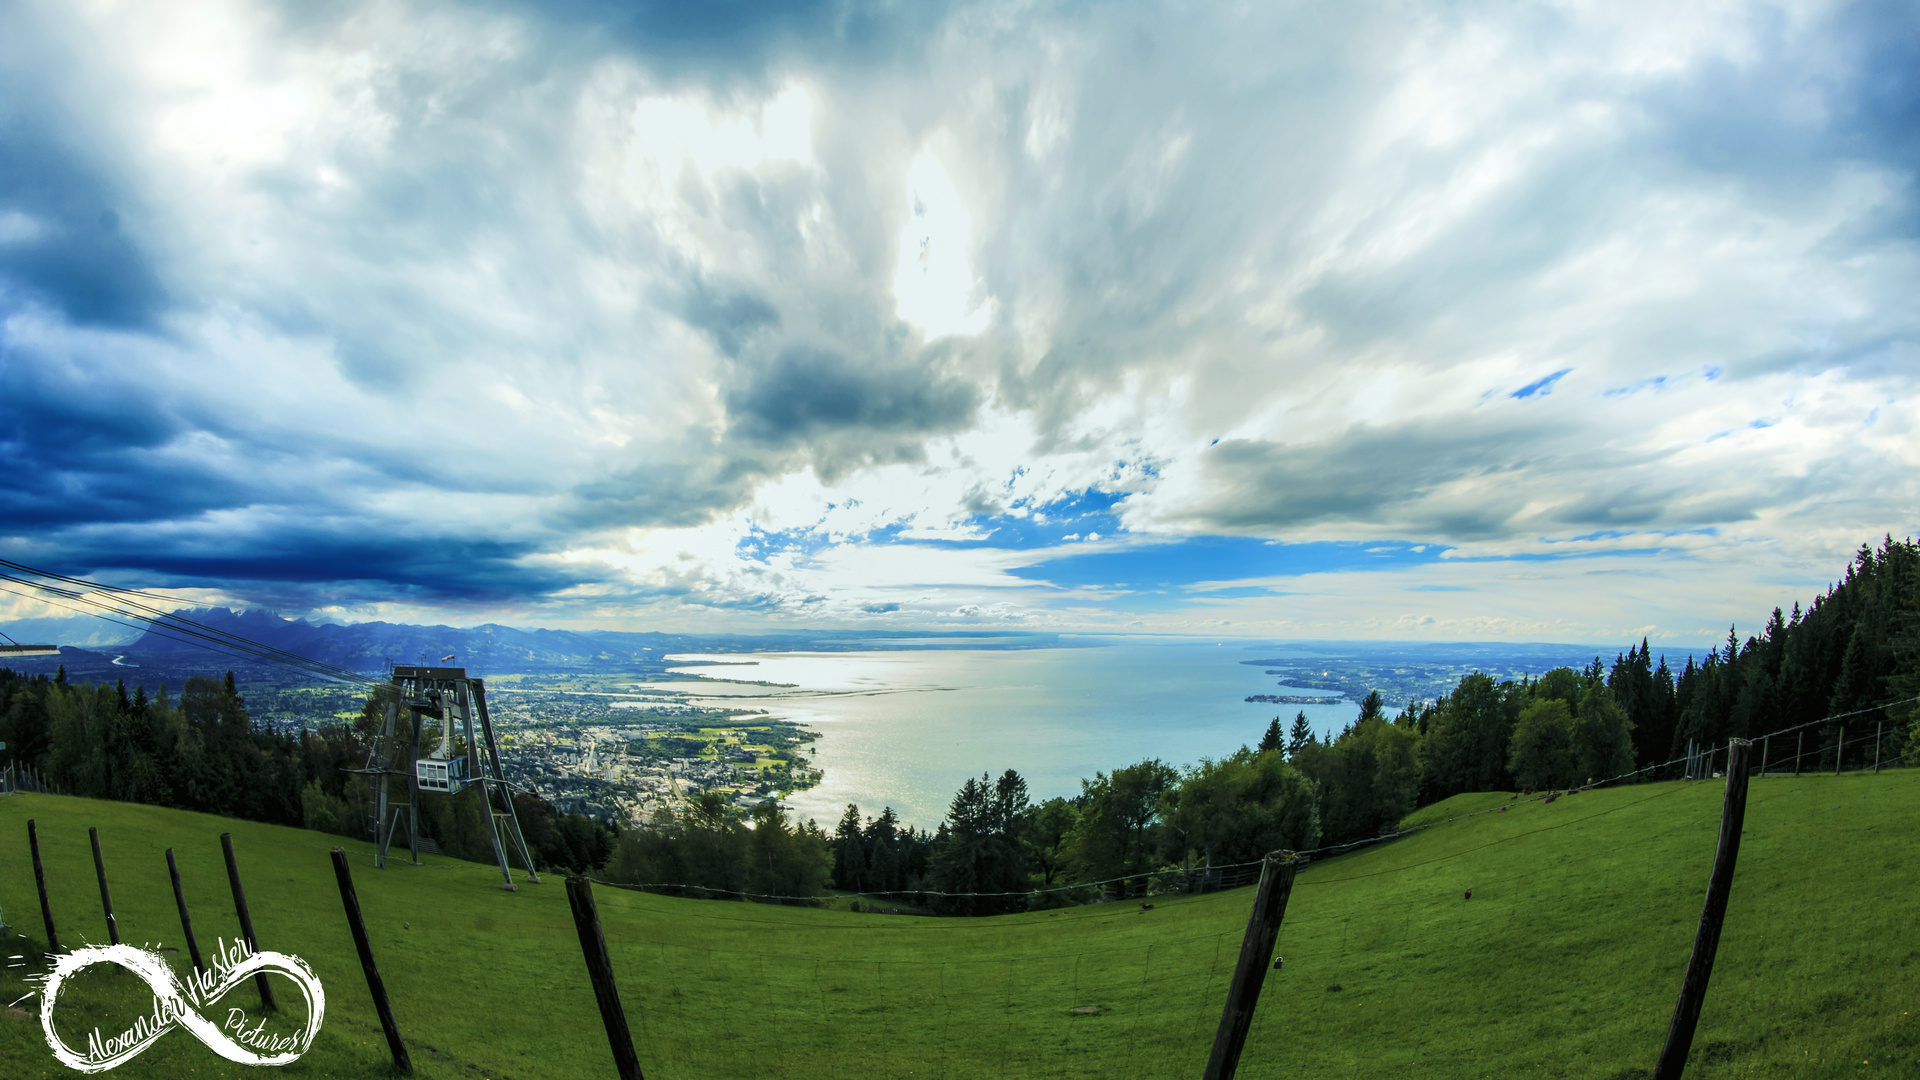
[893,148,993,339]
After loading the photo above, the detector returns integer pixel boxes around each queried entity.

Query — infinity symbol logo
[38,942,326,1073]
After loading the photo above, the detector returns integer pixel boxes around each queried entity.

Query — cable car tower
[358,665,539,889]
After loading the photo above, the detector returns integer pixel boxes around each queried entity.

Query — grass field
[2,771,1916,1079]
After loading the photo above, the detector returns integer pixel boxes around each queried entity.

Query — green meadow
[2,772,1915,1079]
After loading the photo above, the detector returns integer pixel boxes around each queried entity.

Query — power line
[0,559,384,688]
[0,581,353,681]
[0,560,379,683]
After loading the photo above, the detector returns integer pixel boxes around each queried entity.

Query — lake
[653,642,1362,830]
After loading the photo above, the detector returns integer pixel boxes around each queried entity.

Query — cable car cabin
[416,755,472,794]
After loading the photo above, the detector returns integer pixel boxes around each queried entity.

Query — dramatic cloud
[0,0,1915,641]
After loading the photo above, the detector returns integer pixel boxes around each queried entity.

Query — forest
[3,536,1914,912]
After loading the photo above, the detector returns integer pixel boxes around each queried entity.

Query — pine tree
[864,807,902,892]
[832,804,867,892]
[1609,638,1676,766]
[1648,653,1679,765]
[1285,711,1313,756]
[929,776,997,914]
[1392,699,1421,730]
[1258,716,1283,754]
[1357,690,1385,724]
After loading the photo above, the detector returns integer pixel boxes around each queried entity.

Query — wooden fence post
[1794,731,1803,777]
[1203,851,1300,1080]
[1653,739,1753,1080]
[221,833,277,1011]
[1759,736,1769,777]
[1836,725,1845,775]
[28,819,60,955]
[1874,722,1882,774]
[330,848,411,1075]
[88,827,119,946]
[566,876,645,1080]
[165,848,207,976]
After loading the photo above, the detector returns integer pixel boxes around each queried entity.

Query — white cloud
[0,0,1913,638]
[893,147,993,339]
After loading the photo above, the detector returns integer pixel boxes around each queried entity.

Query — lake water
[653,643,1361,830]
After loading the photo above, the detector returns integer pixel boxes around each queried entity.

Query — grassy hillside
[3,772,1915,1079]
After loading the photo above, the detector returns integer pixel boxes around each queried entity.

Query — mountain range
[0,609,1064,682]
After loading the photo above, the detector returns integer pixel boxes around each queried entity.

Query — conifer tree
[1357,689,1385,724]
[1258,716,1283,754]
[1285,711,1313,756]
[832,804,867,891]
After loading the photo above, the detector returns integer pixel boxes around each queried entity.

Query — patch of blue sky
[1511,368,1572,399]
[1604,374,1671,398]
[734,522,842,561]
[896,488,1130,550]
[1749,417,1778,428]
[1008,538,1448,589]
[735,487,1131,562]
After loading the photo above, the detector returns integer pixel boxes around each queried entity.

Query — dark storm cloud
[1183,422,1551,539]
[36,528,584,607]
[0,353,185,464]
[725,347,979,443]
[0,345,226,526]
[0,110,168,328]
[1169,405,1802,543]
[678,276,782,357]
[0,463,254,530]
[504,0,952,70]
[568,441,773,530]
[1174,397,1860,543]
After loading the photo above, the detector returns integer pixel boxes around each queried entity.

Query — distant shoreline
[1244,694,1345,704]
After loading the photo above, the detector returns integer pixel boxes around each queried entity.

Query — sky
[0,0,1915,646]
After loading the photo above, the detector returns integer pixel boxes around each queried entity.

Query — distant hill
[117,607,679,674]
[0,608,1054,680]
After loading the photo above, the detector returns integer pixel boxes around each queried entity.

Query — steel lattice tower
[356,666,540,889]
